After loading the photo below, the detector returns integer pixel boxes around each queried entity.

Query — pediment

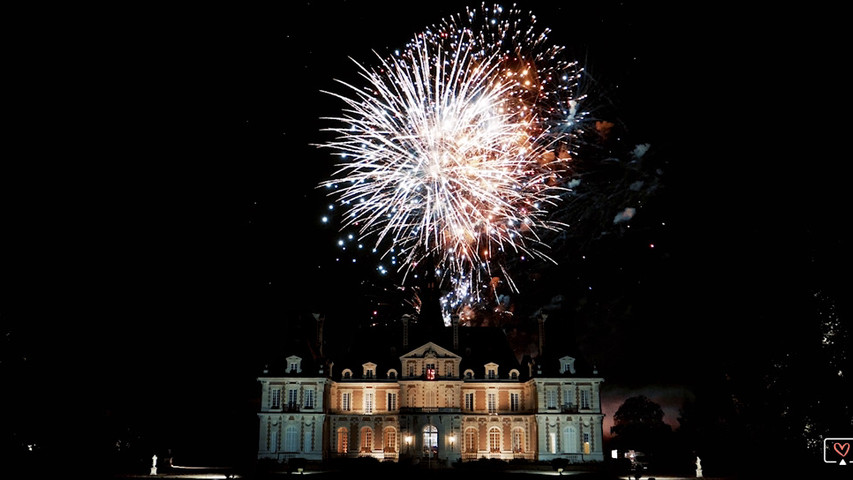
[400,341,460,361]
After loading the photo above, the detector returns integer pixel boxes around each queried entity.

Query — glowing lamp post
[405,434,412,455]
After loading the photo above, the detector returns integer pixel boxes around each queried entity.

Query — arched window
[423,425,438,455]
[488,427,501,452]
[303,427,313,452]
[383,427,397,452]
[360,427,374,452]
[336,427,349,454]
[284,425,299,452]
[512,428,524,453]
[464,427,477,453]
[270,427,278,453]
[562,425,578,453]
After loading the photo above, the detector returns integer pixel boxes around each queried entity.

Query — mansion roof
[260,312,600,381]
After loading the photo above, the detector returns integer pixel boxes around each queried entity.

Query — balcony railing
[398,407,460,414]
[268,404,303,412]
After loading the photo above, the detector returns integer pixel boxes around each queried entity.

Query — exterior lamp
[449,434,456,450]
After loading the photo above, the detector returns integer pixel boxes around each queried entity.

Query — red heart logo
[834,442,850,458]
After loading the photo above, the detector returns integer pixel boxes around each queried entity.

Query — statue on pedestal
[150,454,158,476]
[695,456,703,478]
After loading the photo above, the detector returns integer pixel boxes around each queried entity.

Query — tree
[611,395,673,459]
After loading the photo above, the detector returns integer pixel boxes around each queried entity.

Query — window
[270,428,278,453]
[423,425,438,455]
[337,428,348,454]
[510,392,520,411]
[562,386,574,410]
[407,361,416,378]
[426,362,436,380]
[387,392,397,411]
[303,427,313,452]
[582,432,591,454]
[360,427,373,452]
[465,392,474,411]
[487,392,497,414]
[285,425,299,452]
[510,370,518,380]
[546,389,557,409]
[287,388,298,410]
[562,426,578,454]
[487,368,497,379]
[445,361,454,377]
[388,369,397,379]
[342,392,351,411]
[304,388,315,409]
[548,432,556,454]
[559,356,576,374]
[364,363,375,379]
[271,388,282,409]
[464,370,474,380]
[464,428,477,453]
[383,427,397,452]
[288,358,300,373]
[343,370,352,379]
[580,389,591,409]
[488,427,501,452]
[364,391,374,414]
[512,428,524,453]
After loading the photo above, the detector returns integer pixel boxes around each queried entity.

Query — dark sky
[3,0,848,465]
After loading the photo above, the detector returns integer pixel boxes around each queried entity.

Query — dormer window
[464,370,474,380]
[286,355,303,374]
[363,362,376,379]
[485,362,499,380]
[342,369,353,380]
[559,356,576,375]
[509,369,519,380]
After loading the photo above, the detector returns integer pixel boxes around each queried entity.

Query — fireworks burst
[318,4,589,300]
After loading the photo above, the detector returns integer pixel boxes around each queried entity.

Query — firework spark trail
[317,4,588,298]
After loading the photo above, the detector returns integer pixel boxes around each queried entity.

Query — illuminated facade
[256,315,605,465]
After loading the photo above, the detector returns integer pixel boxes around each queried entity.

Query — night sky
[3,0,849,473]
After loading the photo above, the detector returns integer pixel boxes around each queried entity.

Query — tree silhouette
[611,395,673,459]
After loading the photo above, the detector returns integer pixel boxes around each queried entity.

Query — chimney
[538,313,548,358]
[417,264,444,339]
[452,315,459,351]
[402,314,410,348]
[313,313,325,358]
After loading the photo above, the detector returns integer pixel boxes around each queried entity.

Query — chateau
[256,295,605,466]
